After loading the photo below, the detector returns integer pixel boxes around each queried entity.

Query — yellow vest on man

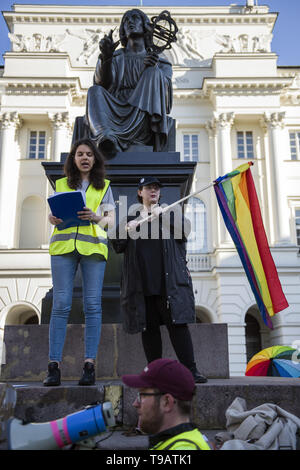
[49,177,110,259]
[150,428,211,451]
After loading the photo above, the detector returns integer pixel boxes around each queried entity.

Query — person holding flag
[111,176,207,384]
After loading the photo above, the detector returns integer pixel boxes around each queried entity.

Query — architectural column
[216,112,235,176]
[263,112,291,245]
[0,112,22,248]
[215,112,235,245]
[48,112,72,161]
[205,119,219,249]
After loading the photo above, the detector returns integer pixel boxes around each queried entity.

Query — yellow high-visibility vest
[49,177,110,259]
[150,428,211,451]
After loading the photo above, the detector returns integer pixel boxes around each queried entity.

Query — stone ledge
[3,377,300,430]
[1,323,230,381]
[123,377,300,429]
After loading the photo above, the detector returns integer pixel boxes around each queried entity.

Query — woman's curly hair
[64,138,105,190]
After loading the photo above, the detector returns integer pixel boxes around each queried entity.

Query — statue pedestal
[42,151,196,324]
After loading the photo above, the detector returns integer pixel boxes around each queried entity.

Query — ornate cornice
[0,77,84,103]
[3,6,276,30]
[4,15,276,27]
[203,77,293,97]
[173,89,207,100]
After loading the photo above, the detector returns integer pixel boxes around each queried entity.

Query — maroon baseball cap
[122,359,195,401]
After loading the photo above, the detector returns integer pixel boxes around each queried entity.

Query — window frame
[236,130,255,160]
[185,197,208,254]
[289,130,300,161]
[182,133,200,163]
[27,129,47,160]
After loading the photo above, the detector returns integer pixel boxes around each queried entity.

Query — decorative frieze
[4,5,276,68]
[65,27,113,65]
[7,28,274,67]
[8,32,69,53]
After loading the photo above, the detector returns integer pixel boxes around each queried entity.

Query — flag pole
[134,161,254,228]
[137,181,214,227]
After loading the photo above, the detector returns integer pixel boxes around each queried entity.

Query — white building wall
[0,3,300,376]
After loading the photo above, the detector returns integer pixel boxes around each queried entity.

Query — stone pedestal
[0,323,229,381]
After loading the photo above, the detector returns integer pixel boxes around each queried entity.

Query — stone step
[2,378,300,450]
[3,377,300,429]
[0,323,230,381]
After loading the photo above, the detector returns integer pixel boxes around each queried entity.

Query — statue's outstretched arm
[94,30,120,89]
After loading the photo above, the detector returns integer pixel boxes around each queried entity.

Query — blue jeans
[49,251,106,362]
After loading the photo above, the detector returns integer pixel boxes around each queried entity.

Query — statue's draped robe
[86,49,173,152]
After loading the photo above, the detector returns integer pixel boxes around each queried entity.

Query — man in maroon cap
[122,358,211,450]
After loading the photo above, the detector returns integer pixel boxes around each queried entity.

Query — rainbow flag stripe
[214,162,289,328]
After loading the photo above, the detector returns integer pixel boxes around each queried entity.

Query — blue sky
[1,0,300,66]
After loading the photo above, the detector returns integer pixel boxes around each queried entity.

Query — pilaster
[0,112,23,248]
[263,112,291,245]
[215,112,235,245]
[48,112,72,162]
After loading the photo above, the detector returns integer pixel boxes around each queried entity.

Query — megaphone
[7,402,115,450]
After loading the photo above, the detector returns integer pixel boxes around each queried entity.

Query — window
[237,131,254,159]
[289,131,300,160]
[296,209,300,246]
[28,130,46,159]
[183,134,199,162]
[185,197,207,253]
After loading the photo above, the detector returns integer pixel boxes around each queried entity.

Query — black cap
[138,176,162,189]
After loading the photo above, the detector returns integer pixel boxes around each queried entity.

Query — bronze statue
[85,9,175,159]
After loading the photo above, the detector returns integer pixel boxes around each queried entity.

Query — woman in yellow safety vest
[43,138,115,387]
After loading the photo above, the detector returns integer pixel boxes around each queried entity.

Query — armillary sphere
[147,10,178,53]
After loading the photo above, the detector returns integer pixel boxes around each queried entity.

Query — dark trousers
[141,295,197,372]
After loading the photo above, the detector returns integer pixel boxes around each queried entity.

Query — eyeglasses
[136,392,164,404]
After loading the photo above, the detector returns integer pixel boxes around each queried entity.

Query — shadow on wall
[245,305,271,362]
[196,306,214,323]
[4,304,39,325]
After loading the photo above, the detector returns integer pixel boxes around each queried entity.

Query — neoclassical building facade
[0,2,299,376]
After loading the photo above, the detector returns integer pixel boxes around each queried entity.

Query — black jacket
[110,205,196,334]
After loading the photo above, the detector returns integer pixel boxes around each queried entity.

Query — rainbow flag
[214,162,289,329]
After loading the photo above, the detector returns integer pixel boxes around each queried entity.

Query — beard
[138,405,164,435]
